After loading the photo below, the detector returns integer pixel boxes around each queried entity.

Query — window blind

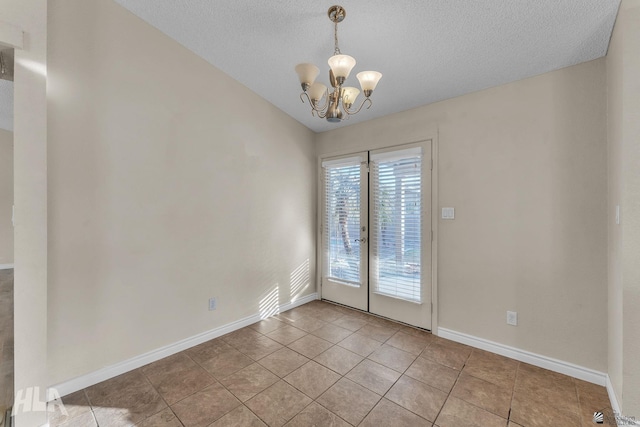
[323,159,362,285]
[370,148,422,302]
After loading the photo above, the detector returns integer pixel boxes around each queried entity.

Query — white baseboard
[606,375,622,419]
[437,327,607,386]
[0,264,14,270]
[50,292,319,398]
[605,376,640,427]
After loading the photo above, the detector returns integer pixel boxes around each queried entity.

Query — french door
[321,153,369,311]
[321,142,432,329]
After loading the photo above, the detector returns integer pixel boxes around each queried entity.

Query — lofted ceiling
[113,0,620,133]
[0,1,622,134]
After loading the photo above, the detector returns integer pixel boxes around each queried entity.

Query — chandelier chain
[334,20,341,55]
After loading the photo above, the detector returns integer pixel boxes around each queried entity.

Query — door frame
[316,130,440,334]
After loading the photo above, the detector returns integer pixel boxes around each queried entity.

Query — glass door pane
[321,153,369,311]
[325,162,362,284]
[371,147,422,301]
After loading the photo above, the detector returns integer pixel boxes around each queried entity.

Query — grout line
[446,361,514,422]
[432,356,466,425]
[246,400,272,427]
[575,378,585,426]
[507,361,521,423]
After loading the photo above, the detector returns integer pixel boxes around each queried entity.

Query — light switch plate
[441,207,455,220]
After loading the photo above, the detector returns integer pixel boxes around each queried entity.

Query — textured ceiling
[113,0,620,132]
[0,1,618,136]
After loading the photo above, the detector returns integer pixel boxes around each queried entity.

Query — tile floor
[0,269,13,417]
[50,300,614,427]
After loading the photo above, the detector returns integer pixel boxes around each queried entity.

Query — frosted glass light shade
[309,82,327,101]
[295,63,320,85]
[328,54,356,80]
[342,87,360,106]
[356,71,382,92]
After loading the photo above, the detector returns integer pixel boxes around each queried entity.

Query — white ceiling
[0,1,622,134]
[113,0,620,133]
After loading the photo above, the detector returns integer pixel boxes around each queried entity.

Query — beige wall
[316,59,608,372]
[0,0,48,425]
[607,0,640,416]
[0,129,12,265]
[47,0,315,385]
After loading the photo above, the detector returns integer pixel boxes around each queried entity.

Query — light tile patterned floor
[50,300,614,426]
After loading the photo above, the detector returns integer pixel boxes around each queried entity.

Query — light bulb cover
[309,82,327,101]
[295,63,320,87]
[328,54,356,80]
[356,71,382,95]
[342,87,360,107]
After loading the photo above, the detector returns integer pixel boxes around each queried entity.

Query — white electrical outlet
[208,297,217,311]
[507,311,518,326]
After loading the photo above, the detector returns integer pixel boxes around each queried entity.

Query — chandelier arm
[343,97,373,116]
[313,88,330,112]
[300,91,312,106]
[300,91,329,115]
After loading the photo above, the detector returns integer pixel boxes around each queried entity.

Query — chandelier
[295,5,382,123]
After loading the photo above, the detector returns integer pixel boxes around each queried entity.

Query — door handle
[354,238,367,243]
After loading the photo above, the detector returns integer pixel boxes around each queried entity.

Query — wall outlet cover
[209,297,217,311]
[507,311,518,326]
